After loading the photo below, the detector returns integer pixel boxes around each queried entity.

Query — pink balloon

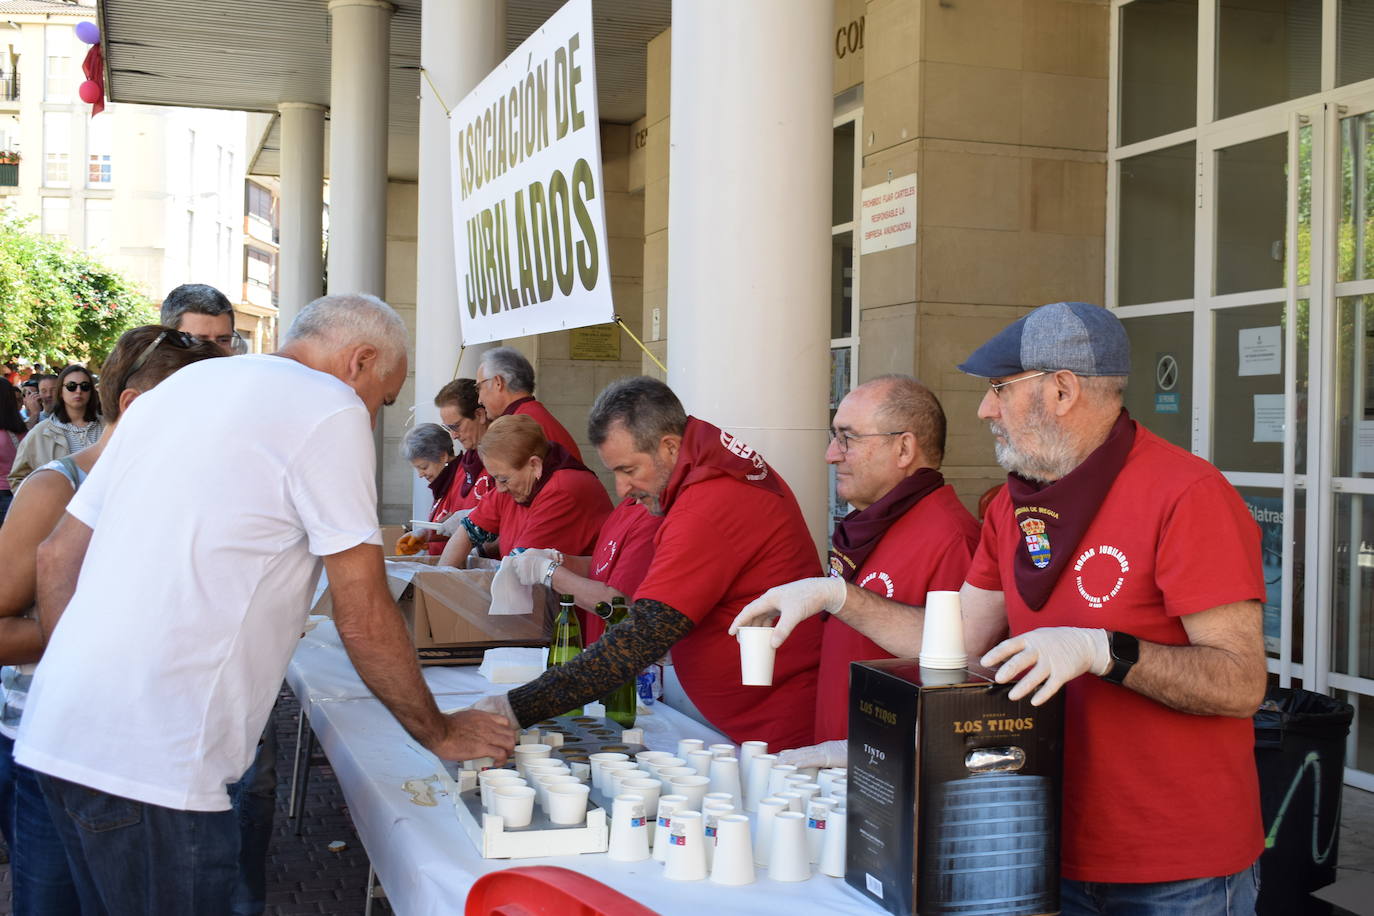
[78,80,101,104]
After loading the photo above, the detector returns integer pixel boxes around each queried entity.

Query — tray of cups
[450,714,643,858]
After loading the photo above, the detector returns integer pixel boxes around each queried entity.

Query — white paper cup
[569,761,591,782]
[536,773,579,812]
[517,730,542,745]
[645,755,684,773]
[686,749,715,777]
[755,796,788,866]
[493,784,536,828]
[708,743,736,758]
[793,782,822,807]
[636,750,673,771]
[831,786,848,805]
[654,765,696,795]
[744,753,778,812]
[602,761,639,796]
[819,805,847,877]
[737,740,768,775]
[776,790,805,813]
[707,756,743,809]
[545,782,590,826]
[543,732,564,748]
[709,814,756,886]
[619,778,662,843]
[588,752,630,792]
[608,794,650,862]
[669,774,711,811]
[919,589,967,669]
[702,802,734,868]
[806,798,837,864]
[653,794,688,863]
[736,626,776,685]
[766,763,799,796]
[768,811,811,882]
[675,738,705,759]
[703,792,734,810]
[663,810,707,881]
[480,773,525,811]
[513,742,552,762]
[818,769,845,798]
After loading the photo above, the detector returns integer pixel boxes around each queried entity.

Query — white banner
[449,0,613,345]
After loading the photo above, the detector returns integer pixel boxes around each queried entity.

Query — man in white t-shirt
[15,294,516,914]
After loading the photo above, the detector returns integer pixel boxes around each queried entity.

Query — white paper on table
[1253,394,1286,442]
[478,647,549,684]
[488,556,534,616]
[1239,326,1282,376]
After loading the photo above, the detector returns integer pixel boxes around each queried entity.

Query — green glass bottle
[548,593,584,716]
[601,596,637,728]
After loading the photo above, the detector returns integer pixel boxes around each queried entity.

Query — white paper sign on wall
[859,174,917,255]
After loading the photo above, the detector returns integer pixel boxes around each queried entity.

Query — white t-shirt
[15,354,381,811]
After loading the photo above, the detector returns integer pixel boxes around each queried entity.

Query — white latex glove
[776,740,847,770]
[728,577,849,648]
[503,548,564,587]
[980,627,1111,706]
[473,691,518,724]
[437,508,472,538]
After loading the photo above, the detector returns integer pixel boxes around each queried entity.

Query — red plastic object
[465,866,660,916]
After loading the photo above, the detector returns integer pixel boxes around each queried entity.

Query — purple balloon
[74,21,100,45]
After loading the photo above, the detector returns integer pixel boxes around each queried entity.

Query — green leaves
[0,214,155,367]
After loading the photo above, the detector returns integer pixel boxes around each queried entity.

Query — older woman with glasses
[0,326,221,914]
[397,423,465,557]
[6,365,105,490]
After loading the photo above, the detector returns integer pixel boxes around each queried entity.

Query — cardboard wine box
[845,659,1065,916]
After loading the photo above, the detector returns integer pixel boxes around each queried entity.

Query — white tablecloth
[287,622,880,916]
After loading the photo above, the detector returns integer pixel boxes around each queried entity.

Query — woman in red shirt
[437,414,611,565]
[399,423,464,556]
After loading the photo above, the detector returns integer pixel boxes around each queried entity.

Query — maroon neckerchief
[523,442,593,505]
[828,467,945,581]
[501,396,537,417]
[659,417,784,514]
[1007,410,1136,611]
[457,447,485,498]
[427,457,460,499]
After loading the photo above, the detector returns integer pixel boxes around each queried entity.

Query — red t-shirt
[511,398,583,462]
[469,468,610,558]
[965,425,1265,883]
[634,474,823,749]
[582,498,664,643]
[814,485,978,742]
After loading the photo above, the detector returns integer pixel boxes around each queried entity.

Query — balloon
[78,80,101,104]
[75,21,100,44]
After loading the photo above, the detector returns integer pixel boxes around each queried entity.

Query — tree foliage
[0,214,156,368]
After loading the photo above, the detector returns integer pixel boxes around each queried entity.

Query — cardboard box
[846,660,1064,916]
[314,556,552,665]
[379,524,406,555]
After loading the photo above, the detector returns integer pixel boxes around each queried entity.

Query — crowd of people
[0,291,1268,916]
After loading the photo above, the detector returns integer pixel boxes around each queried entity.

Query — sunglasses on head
[64,381,92,392]
[119,330,197,394]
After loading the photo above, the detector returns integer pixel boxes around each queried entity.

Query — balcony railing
[0,73,17,102]
[0,163,17,187]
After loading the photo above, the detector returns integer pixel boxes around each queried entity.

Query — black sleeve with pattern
[506,598,693,727]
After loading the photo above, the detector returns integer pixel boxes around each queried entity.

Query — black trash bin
[1254,687,1354,916]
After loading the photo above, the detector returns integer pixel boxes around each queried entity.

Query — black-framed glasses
[63,381,93,392]
[828,429,904,455]
[120,330,196,394]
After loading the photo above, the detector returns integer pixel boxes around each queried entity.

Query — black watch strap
[1102,631,1140,686]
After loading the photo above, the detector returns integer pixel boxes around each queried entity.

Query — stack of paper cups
[707,756,743,809]
[754,796,788,866]
[703,803,733,868]
[709,815,756,886]
[663,810,708,881]
[805,798,837,863]
[743,753,777,812]
[819,806,847,877]
[919,590,967,670]
[653,795,688,863]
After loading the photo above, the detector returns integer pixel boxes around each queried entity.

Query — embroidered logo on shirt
[1020,517,1052,569]
[858,570,895,598]
[1073,544,1131,608]
[594,539,618,576]
[719,431,769,482]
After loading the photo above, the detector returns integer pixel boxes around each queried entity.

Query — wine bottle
[602,596,637,728]
[549,593,584,716]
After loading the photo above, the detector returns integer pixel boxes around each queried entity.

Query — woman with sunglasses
[6,365,104,490]
[0,326,221,914]
[0,384,26,525]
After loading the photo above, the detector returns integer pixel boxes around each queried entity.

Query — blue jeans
[226,719,278,916]
[1062,861,1260,916]
[0,733,81,915]
[38,772,239,916]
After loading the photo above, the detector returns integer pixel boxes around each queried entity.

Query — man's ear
[118,387,140,414]
[346,344,380,381]
[659,434,682,463]
[1051,370,1081,416]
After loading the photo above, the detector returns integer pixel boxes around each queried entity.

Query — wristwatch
[542,552,564,588]
[1101,631,1140,686]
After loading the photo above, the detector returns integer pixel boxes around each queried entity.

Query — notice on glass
[859,174,917,255]
[1238,327,1282,376]
[1253,394,1285,442]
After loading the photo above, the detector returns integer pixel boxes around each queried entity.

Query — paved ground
[0,692,1366,915]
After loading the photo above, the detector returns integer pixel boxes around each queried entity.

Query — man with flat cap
[734,301,1267,914]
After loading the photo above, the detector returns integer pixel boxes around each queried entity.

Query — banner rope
[614,314,666,373]
[420,67,452,117]
[452,344,465,380]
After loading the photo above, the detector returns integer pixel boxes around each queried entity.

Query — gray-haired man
[475,346,582,460]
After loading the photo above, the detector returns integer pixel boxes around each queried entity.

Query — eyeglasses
[828,429,905,455]
[988,371,1048,397]
[475,377,495,389]
[120,330,197,394]
[63,381,93,392]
